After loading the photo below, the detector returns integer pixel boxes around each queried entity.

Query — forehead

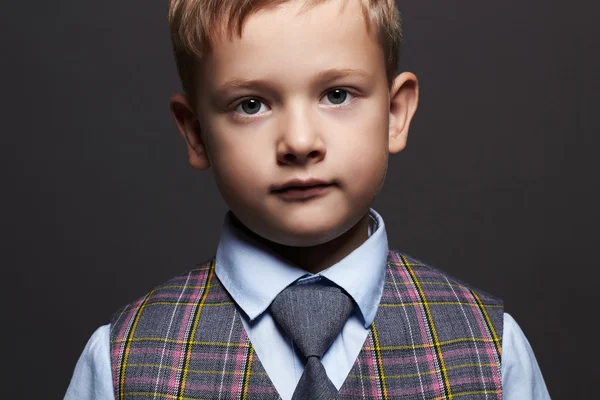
[199,0,385,93]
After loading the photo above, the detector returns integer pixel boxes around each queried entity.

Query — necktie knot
[270,284,354,359]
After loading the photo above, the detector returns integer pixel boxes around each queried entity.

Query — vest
[109,250,503,399]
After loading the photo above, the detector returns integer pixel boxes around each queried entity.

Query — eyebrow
[217,68,371,93]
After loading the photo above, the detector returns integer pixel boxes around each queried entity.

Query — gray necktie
[270,284,354,400]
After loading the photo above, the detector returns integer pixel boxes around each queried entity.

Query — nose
[276,105,326,165]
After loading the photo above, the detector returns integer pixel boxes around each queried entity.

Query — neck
[232,213,371,274]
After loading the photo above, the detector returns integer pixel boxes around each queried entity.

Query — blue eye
[238,99,263,115]
[326,89,348,105]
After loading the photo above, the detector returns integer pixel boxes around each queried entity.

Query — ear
[388,72,419,154]
[169,93,210,170]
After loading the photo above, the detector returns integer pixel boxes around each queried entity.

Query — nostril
[283,153,296,163]
[307,150,322,159]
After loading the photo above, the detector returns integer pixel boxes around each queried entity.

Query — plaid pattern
[338,252,503,399]
[110,251,503,399]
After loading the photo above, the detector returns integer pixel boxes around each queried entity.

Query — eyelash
[231,88,358,121]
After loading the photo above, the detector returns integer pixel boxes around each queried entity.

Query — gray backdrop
[2,0,598,398]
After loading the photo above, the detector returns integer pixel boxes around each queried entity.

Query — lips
[272,179,334,201]
[273,178,330,191]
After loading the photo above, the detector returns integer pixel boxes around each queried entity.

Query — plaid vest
[110,250,503,399]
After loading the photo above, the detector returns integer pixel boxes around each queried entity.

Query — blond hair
[168,0,402,105]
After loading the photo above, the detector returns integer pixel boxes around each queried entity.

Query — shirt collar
[215,209,388,328]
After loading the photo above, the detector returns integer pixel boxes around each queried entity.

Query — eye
[235,98,268,116]
[322,89,353,106]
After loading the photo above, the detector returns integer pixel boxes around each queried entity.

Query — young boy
[66,0,550,399]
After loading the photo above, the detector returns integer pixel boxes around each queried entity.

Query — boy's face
[173,0,418,247]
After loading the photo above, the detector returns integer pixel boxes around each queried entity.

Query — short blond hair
[168,0,402,105]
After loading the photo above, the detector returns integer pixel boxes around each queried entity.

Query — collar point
[362,309,378,329]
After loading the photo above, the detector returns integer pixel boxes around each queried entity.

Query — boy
[66,0,550,399]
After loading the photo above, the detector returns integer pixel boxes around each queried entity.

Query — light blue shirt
[66,209,550,399]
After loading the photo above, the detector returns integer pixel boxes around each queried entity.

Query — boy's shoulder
[110,256,218,325]
[387,249,503,306]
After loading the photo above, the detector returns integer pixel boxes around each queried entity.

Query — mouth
[272,179,335,201]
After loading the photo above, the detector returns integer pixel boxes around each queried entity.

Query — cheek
[341,110,389,184]
[208,123,270,179]
[214,154,262,194]
[347,149,388,195]
[208,141,267,206]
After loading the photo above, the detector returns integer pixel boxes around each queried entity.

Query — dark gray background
[2,0,598,398]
